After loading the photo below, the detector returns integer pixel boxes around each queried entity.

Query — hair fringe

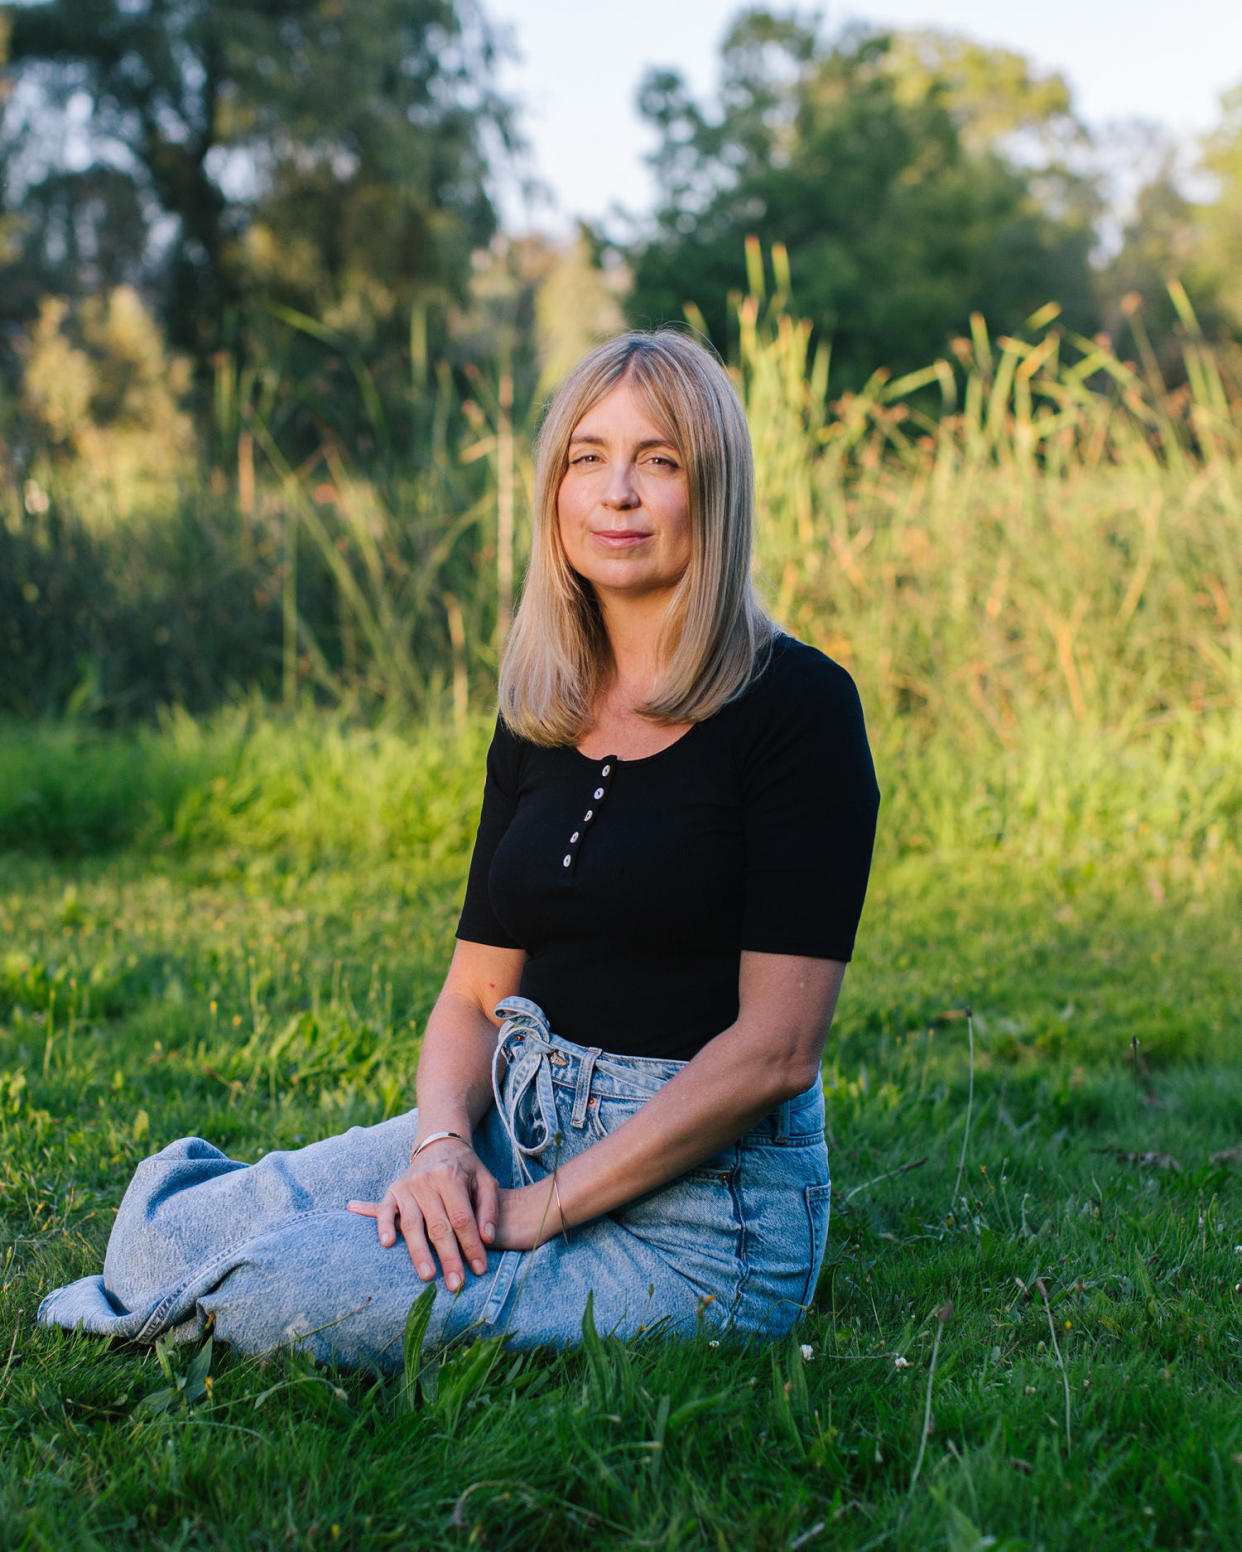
[499,330,773,747]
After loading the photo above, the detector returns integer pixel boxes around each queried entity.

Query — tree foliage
[627,10,1100,384]
[1103,81,1242,355]
[2,0,516,358]
[16,288,194,520]
[1191,83,1242,332]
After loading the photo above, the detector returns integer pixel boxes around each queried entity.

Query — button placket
[559,756,618,875]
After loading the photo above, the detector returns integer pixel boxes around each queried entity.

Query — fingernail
[472,1257,486,1275]
[482,1222,495,1240]
[447,1272,462,1292]
[381,1232,393,1246]
[418,1263,434,1280]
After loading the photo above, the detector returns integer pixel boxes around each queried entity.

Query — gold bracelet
[552,1173,569,1241]
[409,1130,467,1164]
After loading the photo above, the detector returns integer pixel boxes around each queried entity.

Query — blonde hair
[499,330,774,746]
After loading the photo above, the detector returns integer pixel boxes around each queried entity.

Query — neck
[597,592,674,703]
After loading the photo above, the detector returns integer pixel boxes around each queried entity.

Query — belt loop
[774,1098,790,1145]
[490,1001,566,1183]
[570,1047,602,1129]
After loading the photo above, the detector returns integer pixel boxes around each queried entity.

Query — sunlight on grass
[3,275,1241,1549]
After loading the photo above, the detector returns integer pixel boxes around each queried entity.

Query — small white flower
[800,1343,814,1361]
[894,1355,911,1370]
[708,1340,720,1348]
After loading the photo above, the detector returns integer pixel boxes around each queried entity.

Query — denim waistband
[489,995,821,1186]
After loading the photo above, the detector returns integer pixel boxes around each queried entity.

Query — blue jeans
[38,998,832,1371]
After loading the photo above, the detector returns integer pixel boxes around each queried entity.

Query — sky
[485,0,1242,233]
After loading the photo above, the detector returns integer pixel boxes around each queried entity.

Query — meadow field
[2,284,1241,1549]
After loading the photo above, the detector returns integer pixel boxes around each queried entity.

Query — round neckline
[571,719,702,768]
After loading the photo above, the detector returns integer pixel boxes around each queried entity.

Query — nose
[600,460,639,509]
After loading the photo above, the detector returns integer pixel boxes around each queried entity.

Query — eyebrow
[567,434,678,450]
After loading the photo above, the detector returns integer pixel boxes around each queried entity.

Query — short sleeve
[455,717,525,949]
[738,647,880,960]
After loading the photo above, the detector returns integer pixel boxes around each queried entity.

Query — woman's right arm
[347,938,525,1290]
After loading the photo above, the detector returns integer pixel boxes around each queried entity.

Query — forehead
[570,377,678,444]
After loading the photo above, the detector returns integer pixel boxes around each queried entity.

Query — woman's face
[556,380,691,613]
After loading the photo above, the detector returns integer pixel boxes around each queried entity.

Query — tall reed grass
[731,245,1240,894]
[3,254,1239,888]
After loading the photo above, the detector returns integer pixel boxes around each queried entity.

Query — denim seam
[743,1134,825,1150]
[798,1182,834,1308]
[724,1149,748,1321]
[133,1207,348,1344]
[479,1249,525,1325]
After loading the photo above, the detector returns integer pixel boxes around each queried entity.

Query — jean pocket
[799,1181,833,1308]
[587,1093,644,1143]
[588,1097,735,1182]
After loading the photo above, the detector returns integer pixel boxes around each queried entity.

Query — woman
[39,331,879,1370]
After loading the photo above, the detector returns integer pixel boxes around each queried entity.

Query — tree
[15,287,195,521]
[1191,82,1242,332]
[2,0,517,358]
[626,11,1100,385]
[1102,84,1242,355]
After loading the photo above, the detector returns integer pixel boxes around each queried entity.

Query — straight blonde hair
[499,330,774,746]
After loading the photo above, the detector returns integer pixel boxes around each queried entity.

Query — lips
[590,529,653,548]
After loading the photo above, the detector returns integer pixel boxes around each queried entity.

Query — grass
[3,266,1240,1546]
[8,271,1242,735]
[2,716,1240,1550]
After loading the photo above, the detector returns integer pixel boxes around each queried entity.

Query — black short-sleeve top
[456,634,880,1061]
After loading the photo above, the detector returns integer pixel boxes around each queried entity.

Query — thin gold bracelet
[409,1130,467,1164]
[552,1173,569,1241]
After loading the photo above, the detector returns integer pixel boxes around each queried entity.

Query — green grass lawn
[2,721,1241,1551]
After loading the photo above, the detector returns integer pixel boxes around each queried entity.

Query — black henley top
[456,633,880,1061]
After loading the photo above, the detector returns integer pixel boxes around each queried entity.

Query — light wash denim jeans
[38,998,831,1371]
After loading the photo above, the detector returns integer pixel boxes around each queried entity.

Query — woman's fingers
[377,1192,404,1253]
[474,1171,500,1245]
[344,1196,398,1249]
[349,1154,500,1287]
[345,1191,434,1276]
[420,1176,489,1284]
[385,1184,436,1280]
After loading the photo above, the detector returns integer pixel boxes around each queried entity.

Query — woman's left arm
[493,950,844,1248]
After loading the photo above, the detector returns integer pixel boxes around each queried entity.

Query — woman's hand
[491,1178,568,1253]
[346,1139,500,1291]
[348,1160,570,1286]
